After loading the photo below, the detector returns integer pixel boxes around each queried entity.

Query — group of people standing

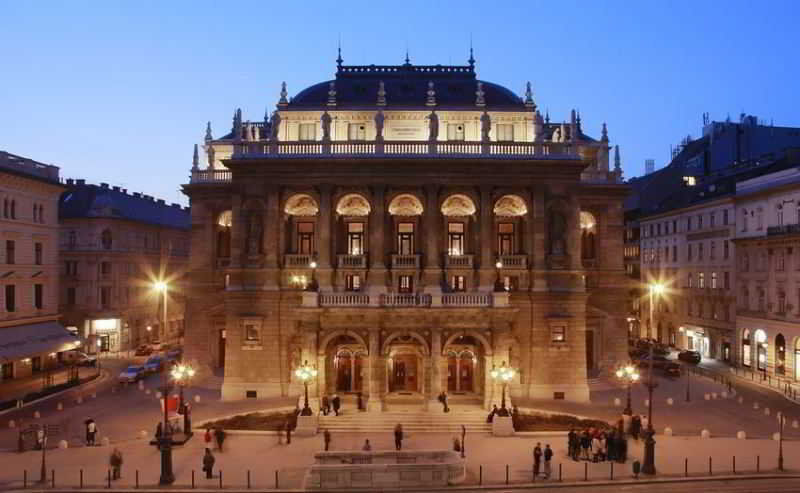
[320,394,342,416]
[567,427,628,463]
[532,443,554,479]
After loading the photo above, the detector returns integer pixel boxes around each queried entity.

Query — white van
[61,350,97,367]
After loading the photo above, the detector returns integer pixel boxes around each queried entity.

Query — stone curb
[3,473,797,492]
[0,369,108,418]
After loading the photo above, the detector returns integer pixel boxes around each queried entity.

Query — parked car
[636,355,672,370]
[678,350,702,364]
[662,361,682,377]
[166,347,182,362]
[118,365,146,383]
[61,350,97,367]
[144,356,165,374]
[135,345,153,357]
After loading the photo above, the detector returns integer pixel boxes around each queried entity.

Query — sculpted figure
[246,211,263,255]
[321,111,332,141]
[428,111,439,142]
[270,111,281,141]
[374,110,385,140]
[549,210,566,255]
[480,111,491,142]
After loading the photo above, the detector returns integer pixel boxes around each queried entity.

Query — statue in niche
[321,111,332,141]
[549,209,566,255]
[270,111,281,141]
[246,210,263,255]
[374,110,385,140]
[428,111,439,142]
[480,111,491,142]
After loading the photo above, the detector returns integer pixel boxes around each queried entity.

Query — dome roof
[288,62,525,110]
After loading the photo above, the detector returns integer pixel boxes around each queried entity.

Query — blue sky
[1,0,798,205]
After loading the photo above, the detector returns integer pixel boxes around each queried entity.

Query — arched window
[580,211,597,260]
[10,200,15,219]
[101,229,113,250]
[755,329,767,371]
[776,333,786,375]
[777,204,784,226]
[216,211,232,259]
[2,199,7,218]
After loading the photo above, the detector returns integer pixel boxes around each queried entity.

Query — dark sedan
[678,350,702,364]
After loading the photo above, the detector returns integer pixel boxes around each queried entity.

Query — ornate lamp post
[615,364,640,416]
[295,360,318,416]
[642,281,664,475]
[153,280,174,485]
[490,361,515,416]
[171,364,195,436]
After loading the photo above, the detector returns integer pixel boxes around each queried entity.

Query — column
[316,353,326,398]
[264,186,280,288]
[369,186,387,289]
[531,186,546,290]
[428,330,443,411]
[423,185,442,289]
[483,354,495,410]
[316,185,333,288]
[568,192,582,270]
[479,186,494,290]
[455,358,461,392]
[366,328,382,412]
[229,194,244,268]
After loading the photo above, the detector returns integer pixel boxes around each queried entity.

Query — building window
[243,322,260,342]
[723,240,729,260]
[297,222,314,254]
[101,229,112,250]
[742,209,748,232]
[10,200,15,219]
[345,274,361,291]
[777,250,786,271]
[687,272,693,288]
[757,287,765,311]
[397,223,415,255]
[450,275,466,292]
[698,272,705,288]
[778,289,787,313]
[496,123,514,142]
[711,272,717,289]
[348,123,366,141]
[723,209,729,225]
[687,217,692,231]
[551,325,566,343]
[34,284,43,309]
[687,243,693,261]
[299,123,317,141]
[741,253,749,271]
[448,222,465,255]
[710,213,715,228]
[710,241,716,260]
[347,222,364,255]
[698,214,703,229]
[5,240,14,264]
[776,334,786,375]
[698,242,704,260]
[724,271,730,289]
[65,260,78,276]
[34,242,42,265]
[4,285,15,312]
[742,329,752,367]
[398,275,413,294]
[672,245,677,262]
[497,223,514,255]
[68,231,77,249]
[502,276,518,292]
[100,286,111,309]
[777,204,784,226]
[756,208,764,230]
[672,219,677,232]
[447,123,465,141]
[100,261,111,277]
[67,287,76,306]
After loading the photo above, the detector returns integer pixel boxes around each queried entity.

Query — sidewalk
[0,365,99,403]
[696,358,800,404]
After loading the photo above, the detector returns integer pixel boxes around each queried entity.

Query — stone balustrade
[441,293,491,307]
[498,254,527,269]
[390,254,420,269]
[304,449,465,490]
[302,291,505,309]
[380,293,432,307]
[444,254,474,269]
[337,254,368,269]
[284,254,314,268]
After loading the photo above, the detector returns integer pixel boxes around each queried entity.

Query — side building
[58,180,191,353]
[0,151,78,382]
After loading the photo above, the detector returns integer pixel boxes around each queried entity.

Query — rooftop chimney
[112,186,120,192]
[133,192,142,198]
[100,183,109,188]
[76,179,85,185]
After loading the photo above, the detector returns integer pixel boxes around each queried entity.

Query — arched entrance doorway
[385,334,427,394]
[442,334,488,397]
[323,334,367,394]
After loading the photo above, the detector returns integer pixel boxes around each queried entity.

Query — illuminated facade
[183,55,629,407]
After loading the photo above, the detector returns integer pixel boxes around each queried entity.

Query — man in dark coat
[394,424,404,450]
[321,395,330,416]
[323,429,331,451]
[332,394,341,416]
[631,415,641,440]
[533,442,543,478]
[203,448,215,478]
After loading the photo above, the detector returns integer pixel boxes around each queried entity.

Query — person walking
[321,395,330,416]
[87,419,97,446]
[487,405,498,423]
[567,429,577,461]
[543,444,553,479]
[592,434,603,462]
[323,429,331,451]
[631,415,641,440]
[533,442,542,478]
[203,448,215,479]
[285,420,292,445]
[204,428,212,448]
[332,394,341,416]
[362,439,371,451]
[109,448,123,480]
[214,426,226,452]
[580,431,591,461]
[394,424,404,451]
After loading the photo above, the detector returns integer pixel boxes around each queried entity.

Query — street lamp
[295,360,318,416]
[489,361,515,416]
[171,364,195,436]
[642,281,665,475]
[615,364,640,416]
[153,280,174,485]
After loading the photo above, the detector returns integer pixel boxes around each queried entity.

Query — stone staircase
[319,408,492,434]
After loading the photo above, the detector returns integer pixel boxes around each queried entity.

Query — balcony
[498,254,527,269]
[391,254,421,269]
[442,293,491,307]
[337,254,367,269]
[380,293,432,307]
[445,254,474,269]
[302,291,503,308]
[189,140,579,183]
[318,292,370,307]
[285,254,314,268]
[767,224,800,236]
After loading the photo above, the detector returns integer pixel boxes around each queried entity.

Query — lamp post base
[158,438,175,485]
[642,429,656,475]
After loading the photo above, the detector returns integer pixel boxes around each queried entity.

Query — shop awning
[0,321,80,362]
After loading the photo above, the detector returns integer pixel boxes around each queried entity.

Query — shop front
[84,318,125,354]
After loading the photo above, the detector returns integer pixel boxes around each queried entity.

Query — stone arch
[318,329,368,356]
[493,194,528,217]
[336,193,371,216]
[442,330,493,356]
[441,194,477,216]
[388,193,424,216]
[381,331,430,356]
[284,193,319,216]
[775,333,786,375]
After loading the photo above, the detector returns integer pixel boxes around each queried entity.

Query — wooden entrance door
[392,354,417,392]
[447,356,457,391]
[459,355,473,392]
[337,353,352,391]
[585,330,595,371]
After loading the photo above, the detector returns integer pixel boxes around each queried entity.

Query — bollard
[107,469,111,489]
[136,470,139,489]
[275,470,279,489]
[34,411,41,419]
[559,463,562,482]
[584,462,588,481]
[51,469,54,488]
[219,469,222,489]
[757,455,760,472]
[191,470,195,489]
[610,461,614,480]
[708,457,712,476]
[505,464,509,485]
[57,402,63,411]
[247,470,251,489]
[479,466,482,485]
[733,456,736,474]
[24,470,27,488]
[80,469,83,489]
[194,394,201,403]
[684,458,688,477]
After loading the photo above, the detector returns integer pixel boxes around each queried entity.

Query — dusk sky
[2,0,798,205]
